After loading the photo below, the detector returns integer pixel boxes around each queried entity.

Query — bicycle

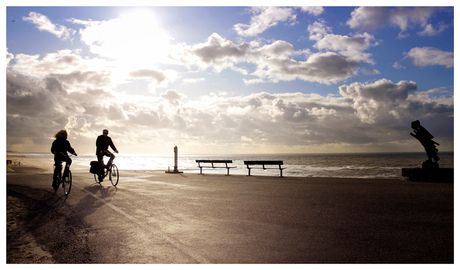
[53,152,74,196]
[93,151,119,186]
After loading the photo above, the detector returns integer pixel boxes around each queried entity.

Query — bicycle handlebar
[57,152,77,157]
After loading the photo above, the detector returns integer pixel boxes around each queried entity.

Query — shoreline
[7,162,405,180]
[6,154,433,180]
[7,152,454,180]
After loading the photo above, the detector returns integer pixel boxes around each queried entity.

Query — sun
[86,9,174,69]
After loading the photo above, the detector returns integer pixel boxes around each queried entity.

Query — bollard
[174,146,178,172]
[165,146,183,174]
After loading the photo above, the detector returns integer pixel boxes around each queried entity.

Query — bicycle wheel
[63,171,72,196]
[110,164,119,186]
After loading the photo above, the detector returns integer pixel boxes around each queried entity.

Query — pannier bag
[90,161,98,174]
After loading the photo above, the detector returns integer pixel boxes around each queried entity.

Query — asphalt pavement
[6,168,454,263]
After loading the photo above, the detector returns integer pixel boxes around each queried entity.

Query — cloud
[392,61,405,69]
[11,50,90,78]
[233,7,297,37]
[129,69,167,83]
[405,47,453,68]
[308,20,377,65]
[190,33,252,64]
[417,23,449,36]
[23,12,75,40]
[171,32,373,85]
[299,7,324,16]
[232,7,324,37]
[183,78,205,84]
[161,89,185,106]
[311,29,375,53]
[6,51,453,153]
[339,79,418,123]
[347,7,445,38]
[6,49,14,65]
[251,52,361,85]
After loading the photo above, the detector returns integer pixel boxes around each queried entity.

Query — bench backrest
[196,160,233,163]
[244,160,283,165]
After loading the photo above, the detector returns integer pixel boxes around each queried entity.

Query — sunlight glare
[96,10,173,69]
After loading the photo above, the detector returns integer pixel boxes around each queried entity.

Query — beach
[6,156,454,263]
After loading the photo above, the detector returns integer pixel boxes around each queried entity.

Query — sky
[4,3,455,155]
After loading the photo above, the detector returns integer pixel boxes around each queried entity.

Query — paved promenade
[7,165,454,263]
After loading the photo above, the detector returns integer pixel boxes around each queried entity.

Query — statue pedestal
[422,161,439,169]
[402,166,453,183]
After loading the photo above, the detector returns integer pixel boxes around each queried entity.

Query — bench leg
[199,167,203,175]
[280,169,283,177]
[248,168,251,176]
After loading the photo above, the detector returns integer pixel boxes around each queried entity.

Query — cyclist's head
[103,129,109,136]
[55,130,68,139]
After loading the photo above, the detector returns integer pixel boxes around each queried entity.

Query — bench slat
[196,160,235,176]
[196,160,233,163]
[244,160,285,177]
[244,160,283,165]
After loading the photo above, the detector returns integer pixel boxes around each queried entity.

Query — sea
[7,152,454,179]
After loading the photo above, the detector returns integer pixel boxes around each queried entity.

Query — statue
[410,120,440,164]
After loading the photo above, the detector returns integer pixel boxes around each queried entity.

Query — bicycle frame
[53,152,74,196]
[94,152,119,186]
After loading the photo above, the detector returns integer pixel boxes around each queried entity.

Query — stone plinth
[422,161,439,169]
[402,167,453,183]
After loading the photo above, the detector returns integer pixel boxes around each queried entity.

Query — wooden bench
[244,161,285,177]
[196,160,236,176]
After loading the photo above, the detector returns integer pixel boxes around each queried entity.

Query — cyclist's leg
[53,155,61,180]
[63,156,72,177]
[97,154,104,180]
[53,155,62,189]
[107,152,115,167]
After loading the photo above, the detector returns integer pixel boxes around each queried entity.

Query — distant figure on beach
[410,120,440,163]
[51,130,77,189]
[96,129,119,182]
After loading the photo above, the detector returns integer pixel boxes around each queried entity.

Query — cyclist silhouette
[51,130,77,190]
[96,129,119,182]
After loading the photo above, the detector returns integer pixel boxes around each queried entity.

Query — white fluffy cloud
[233,7,323,37]
[233,7,297,37]
[339,79,417,123]
[170,31,374,85]
[347,7,444,38]
[405,47,454,68]
[23,12,75,40]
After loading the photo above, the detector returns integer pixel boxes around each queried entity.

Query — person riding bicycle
[96,129,119,182]
[51,130,77,190]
